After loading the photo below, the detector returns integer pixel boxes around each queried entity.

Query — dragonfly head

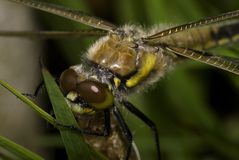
[59,68,114,114]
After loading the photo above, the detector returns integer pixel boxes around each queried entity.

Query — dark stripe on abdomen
[210,22,239,42]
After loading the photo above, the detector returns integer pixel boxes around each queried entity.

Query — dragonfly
[2,0,239,160]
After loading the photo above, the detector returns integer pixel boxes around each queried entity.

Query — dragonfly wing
[164,45,239,75]
[0,29,106,39]
[143,10,239,41]
[142,11,239,50]
[8,0,117,31]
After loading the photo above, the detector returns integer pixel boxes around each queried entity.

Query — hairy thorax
[88,34,138,77]
[87,25,176,90]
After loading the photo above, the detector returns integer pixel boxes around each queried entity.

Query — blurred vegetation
[33,0,239,159]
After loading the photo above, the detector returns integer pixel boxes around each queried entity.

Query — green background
[36,0,239,159]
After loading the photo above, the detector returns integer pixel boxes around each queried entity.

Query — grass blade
[0,80,55,125]
[41,67,107,160]
[0,135,44,160]
[0,75,106,159]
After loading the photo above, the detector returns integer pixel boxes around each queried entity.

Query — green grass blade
[0,135,44,160]
[0,80,55,125]
[41,68,107,160]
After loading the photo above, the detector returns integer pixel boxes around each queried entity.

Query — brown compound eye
[76,80,114,110]
[59,68,78,95]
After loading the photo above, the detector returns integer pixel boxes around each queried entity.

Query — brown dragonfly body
[3,0,239,160]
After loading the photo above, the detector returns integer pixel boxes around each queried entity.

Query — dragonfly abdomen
[209,21,239,47]
[147,21,239,50]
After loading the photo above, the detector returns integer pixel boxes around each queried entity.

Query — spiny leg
[57,109,110,136]
[102,108,111,136]
[22,80,45,98]
[33,81,45,97]
[122,100,161,160]
[112,106,132,160]
[22,57,46,98]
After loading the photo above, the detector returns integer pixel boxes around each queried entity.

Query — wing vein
[8,0,117,31]
[165,46,239,75]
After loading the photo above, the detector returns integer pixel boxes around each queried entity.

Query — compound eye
[76,80,114,110]
[59,69,78,95]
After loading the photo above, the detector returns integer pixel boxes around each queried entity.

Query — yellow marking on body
[218,38,230,45]
[232,34,239,42]
[204,40,216,49]
[113,77,121,88]
[71,103,95,115]
[66,91,78,101]
[126,53,157,88]
[66,91,95,115]
[83,108,95,114]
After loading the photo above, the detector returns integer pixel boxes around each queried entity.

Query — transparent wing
[165,45,239,75]
[144,20,239,50]
[0,29,106,39]
[8,0,117,31]
[142,10,239,49]
[144,10,239,40]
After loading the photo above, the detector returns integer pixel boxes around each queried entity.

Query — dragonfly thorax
[88,32,138,77]
[87,25,176,90]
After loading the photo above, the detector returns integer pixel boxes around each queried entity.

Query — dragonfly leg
[22,80,44,99]
[123,100,161,160]
[113,106,132,160]
[56,109,111,136]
